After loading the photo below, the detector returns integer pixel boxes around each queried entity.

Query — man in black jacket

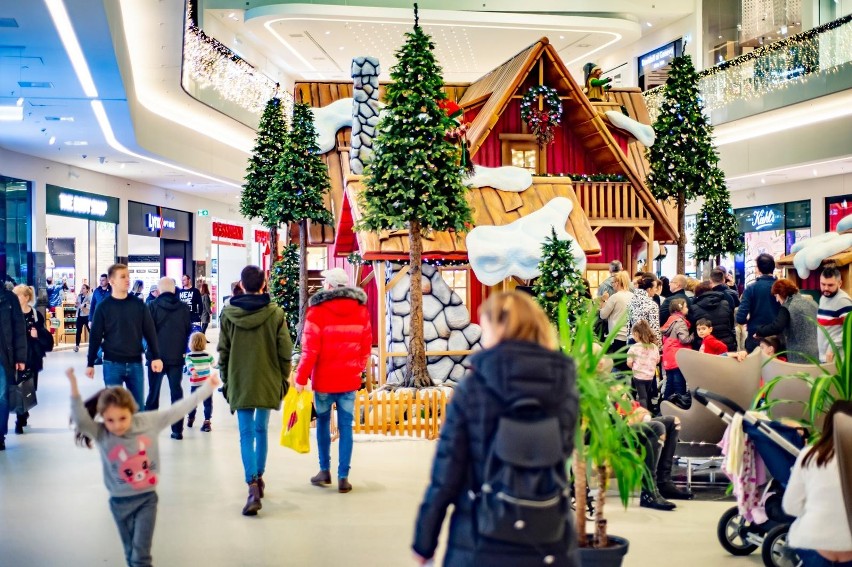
[86,264,162,410]
[659,274,691,324]
[736,254,780,352]
[0,287,27,450]
[145,277,192,439]
[710,268,740,312]
[179,274,203,326]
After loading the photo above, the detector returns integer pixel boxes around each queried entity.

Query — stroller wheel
[762,524,799,567]
[717,506,759,556]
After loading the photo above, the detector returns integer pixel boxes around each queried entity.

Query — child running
[185,331,215,432]
[66,367,218,567]
[627,319,661,410]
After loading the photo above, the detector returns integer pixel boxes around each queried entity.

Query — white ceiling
[0,0,848,207]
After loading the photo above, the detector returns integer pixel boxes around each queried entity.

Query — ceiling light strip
[726,156,852,182]
[43,0,98,98]
[91,100,241,189]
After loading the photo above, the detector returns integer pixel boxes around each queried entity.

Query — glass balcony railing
[644,14,852,125]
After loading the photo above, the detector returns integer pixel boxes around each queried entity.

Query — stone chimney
[350,56,381,175]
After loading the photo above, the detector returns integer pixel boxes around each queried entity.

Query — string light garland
[347,253,469,268]
[644,15,851,121]
[520,85,563,146]
[537,173,627,182]
[182,4,292,117]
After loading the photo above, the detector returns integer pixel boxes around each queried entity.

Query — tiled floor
[0,336,762,566]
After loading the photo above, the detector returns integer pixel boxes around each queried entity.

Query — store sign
[736,204,785,233]
[46,185,119,224]
[145,213,176,231]
[128,201,191,241]
[640,43,677,72]
[750,208,778,230]
[212,221,244,241]
[254,229,269,244]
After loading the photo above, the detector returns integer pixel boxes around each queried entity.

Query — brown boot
[338,478,352,493]
[242,482,262,516]
[256,475,265,498]
[311,470,331,486]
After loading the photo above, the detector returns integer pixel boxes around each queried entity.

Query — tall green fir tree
[533,228,588,325]
[264,101,333,337]
[694,180,744,265]
[646,54,728,274]
[241,96,289,258]
[357,5,473,388]
[268,243,300,343]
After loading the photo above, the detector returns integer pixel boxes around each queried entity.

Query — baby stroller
[693,389,806,567]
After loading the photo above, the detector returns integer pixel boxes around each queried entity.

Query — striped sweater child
[186,350,215,385]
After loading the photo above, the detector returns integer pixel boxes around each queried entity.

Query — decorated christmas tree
[533,228,588,325]
[646,54,728,274]
[264,101,333,337]
[357,5,472,388]
[694,180,744,265]
[268,243,300,343]
[241,96,288,258]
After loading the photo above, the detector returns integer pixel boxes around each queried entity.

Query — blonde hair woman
[11,285,52,434]
[413,291,578,566]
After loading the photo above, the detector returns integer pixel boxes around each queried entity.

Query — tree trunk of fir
[594,465,608,548]
[573,449,588,547]
[269,226,279,263]
[405,219,432,389]
[676,191,686,275]
[715,254,722,268]
[296,219,309,344]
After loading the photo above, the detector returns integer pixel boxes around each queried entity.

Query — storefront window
[734,200,811,286]
[0,176,33,286]
[825,194,852,231]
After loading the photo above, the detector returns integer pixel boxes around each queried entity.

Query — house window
[440,268,469,308]
[500,134,543,174]
[584,264,612,297]
[307,246,327,270]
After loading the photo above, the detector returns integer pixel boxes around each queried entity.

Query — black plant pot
[577,535,629,567]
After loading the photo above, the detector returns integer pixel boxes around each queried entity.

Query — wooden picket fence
[333,388,454,440]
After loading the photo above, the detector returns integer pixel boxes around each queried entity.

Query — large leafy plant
[754,315,852,436]
[559,300,647,548]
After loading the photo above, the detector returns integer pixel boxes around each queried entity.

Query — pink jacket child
[661,312,694,371]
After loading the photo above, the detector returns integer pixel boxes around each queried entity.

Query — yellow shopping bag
[280,388,312,453]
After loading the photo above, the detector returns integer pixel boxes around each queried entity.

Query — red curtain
[586,227,627,265]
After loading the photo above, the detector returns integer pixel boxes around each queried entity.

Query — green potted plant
[558,300,648,566]
[755,315,852,435]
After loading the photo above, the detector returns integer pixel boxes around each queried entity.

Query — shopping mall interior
[1,1,851,566]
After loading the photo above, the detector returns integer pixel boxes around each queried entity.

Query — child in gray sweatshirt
[67,368,218,567]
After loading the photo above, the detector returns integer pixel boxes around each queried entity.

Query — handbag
[9,370,37,414]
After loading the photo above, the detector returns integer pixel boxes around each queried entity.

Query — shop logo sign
[145,213,176,231]
[750,208,777,230]
[59,192,108,218]
[212,222,244,241]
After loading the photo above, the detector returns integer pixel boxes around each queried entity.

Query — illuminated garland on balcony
[644,14,851,121]
[181,4,292,117]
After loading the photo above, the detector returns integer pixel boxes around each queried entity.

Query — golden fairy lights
[644,15,851,123]
[181,5,293,118]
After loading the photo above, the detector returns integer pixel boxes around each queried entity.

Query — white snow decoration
[466,197,586,286]
[791,232,852,278]
[838,215,852,233]
[605,111,656,147]
[464,165,533,192]
[314,98,356,154]
[638,242,666,263]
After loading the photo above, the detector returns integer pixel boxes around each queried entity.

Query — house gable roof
[458,38,678,242]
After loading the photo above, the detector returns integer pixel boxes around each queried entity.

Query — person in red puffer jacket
[294,267,372,494]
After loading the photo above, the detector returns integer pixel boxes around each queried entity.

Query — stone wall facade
[385,262,481,386]
[350,57,381,175]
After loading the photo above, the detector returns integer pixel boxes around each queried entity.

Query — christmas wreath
[520,85,562,146]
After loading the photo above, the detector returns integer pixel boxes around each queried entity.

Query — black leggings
[76,316,88,346]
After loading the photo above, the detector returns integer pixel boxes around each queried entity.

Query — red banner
[213,222,245,241]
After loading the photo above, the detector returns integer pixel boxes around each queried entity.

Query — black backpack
[472,397,570,546]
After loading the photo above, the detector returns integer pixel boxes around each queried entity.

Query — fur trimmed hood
[309,286,368,307]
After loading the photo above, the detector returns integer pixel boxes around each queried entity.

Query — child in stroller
[694,388,806,567]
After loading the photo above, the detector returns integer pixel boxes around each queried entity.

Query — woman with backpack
[413,291,579,566]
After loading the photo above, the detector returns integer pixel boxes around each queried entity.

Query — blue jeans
[103,361,145,410]
[188,385,213,421]
[315,391,356,478]
[144,364,184,434]
[109,491,158,567]
[796,549,852,567]
[663,367,687,400]
[237,409,270,484]
[0,365,8,438]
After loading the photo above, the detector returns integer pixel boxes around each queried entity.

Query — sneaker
[74,346,79,352]
[311,470,332,486]
[256,475,265,498]
[338,478,352,493]
[186,416,195,428]
[170,432,183,440]
[242,482,262,516]
[658,481,694,500]
[640,490,676,511]
[200,421,212,432]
